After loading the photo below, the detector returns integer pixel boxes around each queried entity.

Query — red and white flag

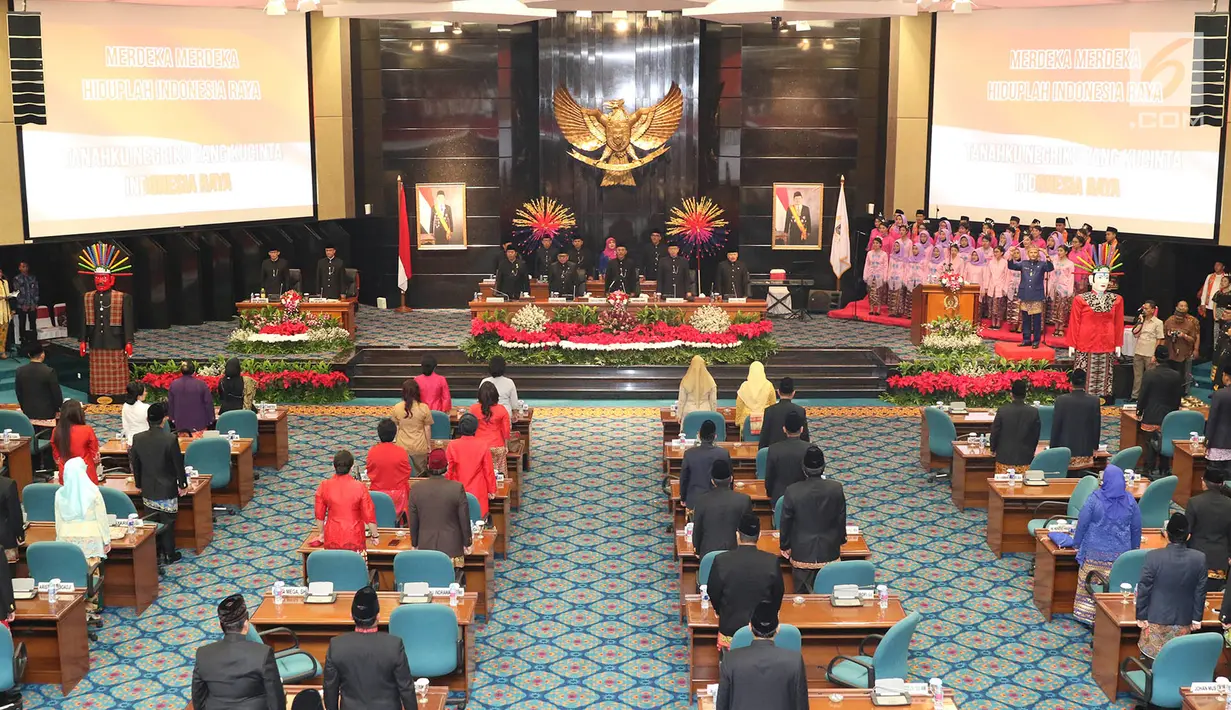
[397,178,412,292]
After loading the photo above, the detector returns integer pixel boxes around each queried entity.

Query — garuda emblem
[552,82,684,187]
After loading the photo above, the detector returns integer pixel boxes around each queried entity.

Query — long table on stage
[480,278,658,300]
[668,479,772,531]
[237,298,357,336]
[100,436,255,510]
[1032,528,1166,621]
[987,477,1148,557]
[101,474,215,554]
[20,521,160,613]
[470,298,768,321]
[952,441,1111,510]
[13,591,89,695]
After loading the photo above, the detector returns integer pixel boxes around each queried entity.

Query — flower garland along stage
[229,290,354,355]
[133,358,352,404]
[463,294,777,365]
[884,315,1069,407]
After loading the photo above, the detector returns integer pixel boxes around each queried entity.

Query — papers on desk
[962,412,995,422]
[874,680,930,696]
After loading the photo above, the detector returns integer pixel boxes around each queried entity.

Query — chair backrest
[756,448,769,480]
[682,411,726,442]
[811,560,876,595]
[388,604,459,678]
[0,410,35,439]
[698,550,724,588]
[99,486,138,518]
[1139,476,1178,528]
[430,411,452,440]
[1037,405,1054,441]
[1160,410,1206,458]
[923,407,956,457]
[217,410,259,453]
[0,623,15,692]
[22,482,60,522]
[773,497,784,529]
[729,623,802,650]
[1068,475,1099,518]
[1147,631,1225,707]
[370,491,398,528]
[1109,447,1142,471]
[741,416,753,442]
[871,611,923,680]
[305,550,370,592]
[465,492,481,524]
[393,550,455,588]
[1029,446,1071,478]
[26,540,89,588]
[1108,548,1149,590]
[186,437,233,490]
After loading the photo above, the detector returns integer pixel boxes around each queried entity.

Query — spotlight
[646,10,662,18]
[410,42,424,52]
[795,21,810,31]
[435,41,450,52]
[452,22,462,35]
[822,39,834,50]
[576,9,592,17]
[798,38,810,51]
[264,0,287,15]
[429,23,446,33]
[296,0,318,10]
[615,18,629,31]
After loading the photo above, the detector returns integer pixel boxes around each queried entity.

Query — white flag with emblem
[830,179,851,280]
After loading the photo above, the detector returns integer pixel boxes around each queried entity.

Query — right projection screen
[929,2,1223,239]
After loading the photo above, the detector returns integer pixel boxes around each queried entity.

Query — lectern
[910,283,981,345]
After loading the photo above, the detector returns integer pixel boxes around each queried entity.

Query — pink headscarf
[602,237,618,261]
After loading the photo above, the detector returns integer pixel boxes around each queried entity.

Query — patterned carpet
[22,407,1151,710]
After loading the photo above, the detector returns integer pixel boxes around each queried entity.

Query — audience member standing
[192,594,285,710]
[130,404,188,564]
[366,419,413,522]
[0,268,13,359]
[391,379,433,476]
[735,362,776,438]
[15,343,62,424]
[1185,468,1231,592]
[716,601,808,710]
[676,356,717,420]
[11,262,38,355]
[121,382,150,444]
[1131,300,1165,401]
[167,362,216,433]
[446,414,496,519]
[480,356,520,416]
[52,399,99,483]
[0,470,20,566]
[706,514,783,649]
[989,379,1040,475]
[679,420,731,510]
[470,381,510,476]
[1050,370,1101,472]
[692,460,753,559]
[1198,262,1226,362]
[764,411,811,505]
[314,450,377,552]
[1136,514,1208,659]
[1207,366,1231,479]
[408,449,472,567]
[54,458,108,618]
[323,586,418,710]
[218,358,250,414]
[779,446,846,593]
[758,378,809,449]
[1138,345,1184,477]
[414,355,452,412]
[1165,301,1201,394]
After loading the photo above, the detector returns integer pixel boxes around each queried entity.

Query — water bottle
[273,581,285,606]
[700,584,710,610]
[127,513,139,536]
[670,402,678,418]
[47,578,59,604]
[449,582,460,607]
[877,584,888,609]
[684,522,694,544]
[929,678,944,708]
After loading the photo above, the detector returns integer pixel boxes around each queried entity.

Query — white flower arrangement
[689,305,731,334]
[510,303,550,333]
[229,326,352,344]
[920,333,985,351]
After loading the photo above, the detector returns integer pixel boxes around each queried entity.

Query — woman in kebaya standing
[966,249,988,320]
[886,241,906,318]
[983,246,1010,329]
[1049,244,1076,337]
[863,237,889,315]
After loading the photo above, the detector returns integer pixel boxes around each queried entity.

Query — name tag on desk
[37,582,75,593]
[665,298,685,303]
[728,297,747,304]
[846,525,860,536]
[993,473,1017,481]
[1189,682,1227,694]
[486,297,505,303]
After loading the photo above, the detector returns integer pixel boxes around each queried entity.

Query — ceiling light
[575,9,592,17]
[612,10,628,18]
[822,39,834,50]
[435,41,449,52]
[795,21,810,31]
[452,22,462,35]
[430,23,446,33]
[296,0,318,10]
[646,10,662,18]
[263,0,287,15]
[798,39,810,51]
[410,42,424,52]
[615,18,629,31]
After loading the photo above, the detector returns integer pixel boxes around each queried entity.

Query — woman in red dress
[366,419,412,522]
[51,399,100,484]
[313,450,376,552]
[469,381,511,476]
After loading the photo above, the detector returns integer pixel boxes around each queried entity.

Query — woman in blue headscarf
[54,457,109,618]
[1051,465,1142,625]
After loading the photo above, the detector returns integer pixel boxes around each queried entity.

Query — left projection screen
[20,1,314,238]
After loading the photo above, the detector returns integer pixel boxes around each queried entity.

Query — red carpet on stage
[994,341,1056,362]
[829,298,1073,349]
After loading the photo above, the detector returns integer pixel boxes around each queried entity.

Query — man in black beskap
[657,241,691,299]
[323,586,418,710]
[532,235,559,281]
[779,446,846,593]
[707,514,784,646]
[764,410,811,505]
[604,244,640,295]
[759,378,809,449]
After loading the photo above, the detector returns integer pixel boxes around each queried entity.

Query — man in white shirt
[1132,300,1166,401]
[480,355,520,416]
[1199,262,1226,362]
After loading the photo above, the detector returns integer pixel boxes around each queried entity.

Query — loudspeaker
[807,289,839,313]
[1192,13,1228,128]
[7,12,44,126]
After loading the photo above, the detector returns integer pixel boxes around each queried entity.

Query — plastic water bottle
[700,584,710,610]
[877,584,888,610]
[47,578,59,604]
[127,513,139,536]
[684,522,694,544]
[449,583,460,607]
[273,581,285,606]
[929,678,944,708]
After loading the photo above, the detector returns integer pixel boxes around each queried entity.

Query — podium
[910,283,981,345]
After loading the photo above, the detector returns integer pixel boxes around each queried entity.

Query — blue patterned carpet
[23,408,1140,710]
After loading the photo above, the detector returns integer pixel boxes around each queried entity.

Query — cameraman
[1165,301,1201,394]
[1131,300,1165,402]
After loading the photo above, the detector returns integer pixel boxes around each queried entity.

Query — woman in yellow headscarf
[735,361,777,435]
[677,355,717,420]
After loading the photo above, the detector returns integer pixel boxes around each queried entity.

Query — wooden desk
[12,592,88,695]
[685,594,907,693]
[470,298,768,321]
[100,437,255,510]
[100,474,214,554]
[986,477,1148,557]
[238,299,356,337]
[1182,688,1231,709]
[1173,441,1209,507]
[953,442,1110,511]
[295,529,497,617]
[19,521,160,613]
[920,408,995,471]
[668,479,772,532]
[1119,406,1209,471]
[0,437,33,495]
[675,530,872,610]
[448,408,533,477]
[480,278,658,300]
[664,441,761,479]
[407,474,510,558]
[1092,591,1228,700]
[1032,528,1167,621]
[257,407,290,469]
[250,591,476,696]
[660,407,741,442]
[697,690,960,710]
[185,685,449,710]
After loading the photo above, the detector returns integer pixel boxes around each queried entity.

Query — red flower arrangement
[258,321,309,336]
[887,370,1071,398]
[139,370,349,395]
[470,318,772,347]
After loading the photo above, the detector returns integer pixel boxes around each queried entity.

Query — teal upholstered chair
[393,550,458,588]
[1029,446,1071,478]
[305,550,373,592]
[430,411,452,440]
[773,497,784,529]
[756,448,769,480]
[1085,548,1148,596]
[0,409,50,475]
[729,624,802,651]
[1121,631,1224,708]
[21,483,60,522]
[682,411,726,441]
[465,492,482,524]
[811,561,876,595]
[1027,475,1097,535]
[826,612,923,688]
[1160,410,1206,463]
[27,541,103,635]
[186,437,235,515]
[1110,446,1142,471]
[99,486,168,542]
[217,410,258,455]
[244,620,320,683]
[389,604,460,679]
[698,550,724,590]
[741,416,758,442]
[370,491,398,528]
[0,622,26,696]
[1138,475,1178,528]
[922,407,956,479]
[1037,405,1054,442]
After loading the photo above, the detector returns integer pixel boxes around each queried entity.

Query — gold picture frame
[415,182,467,250]
[771,183,823,250]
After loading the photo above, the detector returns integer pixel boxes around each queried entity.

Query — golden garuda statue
[552,82,684,187]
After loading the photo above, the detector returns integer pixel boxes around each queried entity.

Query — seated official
[167,361,216,434]
[707,514,783,648]
[1050,369,1101,471]
[677,356,717,421]
[716,600,808,710]
[679,419,731,510]
[494,244,528,298]
[764,411,810,505]
[446,413,496,519]
[1137,514,1208,659]
[367,418,412,522]
[409,449,472,567]
[130,403,188,565]
[714,248,750,299]
[779,446,846,594]
[480,356,520,416]
[693,460,753,559]
[758,377,809,449]
[1139,344,1184,476]
[14,343,63,423]
[604,244,640,295]
[546,251,577,296]
[1185,468,1231,592]
[324,586,418,710]
[193,594,285,710]
[989,379,1040,474]
[314,450,377,552]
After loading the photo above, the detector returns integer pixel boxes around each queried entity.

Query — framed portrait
[771,183,823,250]
[416,182,467,250]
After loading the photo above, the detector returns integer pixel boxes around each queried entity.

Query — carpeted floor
[22,407,1147,710]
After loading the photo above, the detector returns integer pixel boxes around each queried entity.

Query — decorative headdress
[77,243,132,276]
[1071,243,1123,276]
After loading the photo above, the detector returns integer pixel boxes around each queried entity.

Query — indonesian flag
[397,179,412,292]
[830,180,851,281]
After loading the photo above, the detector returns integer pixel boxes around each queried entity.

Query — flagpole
[394,175,413,313]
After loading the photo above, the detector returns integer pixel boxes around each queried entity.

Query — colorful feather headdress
[77,243,132,276]
[1071,243,1123,277]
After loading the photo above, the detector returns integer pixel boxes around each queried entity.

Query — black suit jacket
[1050,390,1102,459]
[14,361,62,421]
[1137,543,1207,626]
[408,476,472,559]
[260,259,289,296]
[604,259,640,295]
[1207,386,1231,450]
[693,487,753,559]
[130,428,188,502]
[546,261,577,296]
[679,443,732,509]
[1139,365,1184,426]
[990,400,1040,467]
[431,205,453,243]
[494,258,528,298]
[707,544,784,636]
[717,640,808,710]
[780,477,847,565]
[568,248,592,277]
[715,262,750,298]
[657,256,691,298]
[192,633,286,710]
[0,478,22,551]
[785,205,812,245]
[324,631,418,710]
[758,401,810,450]
[315,257,347,299]
[1187,488,1231,575]
[532,247,559,280]
[764,437,812,505]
